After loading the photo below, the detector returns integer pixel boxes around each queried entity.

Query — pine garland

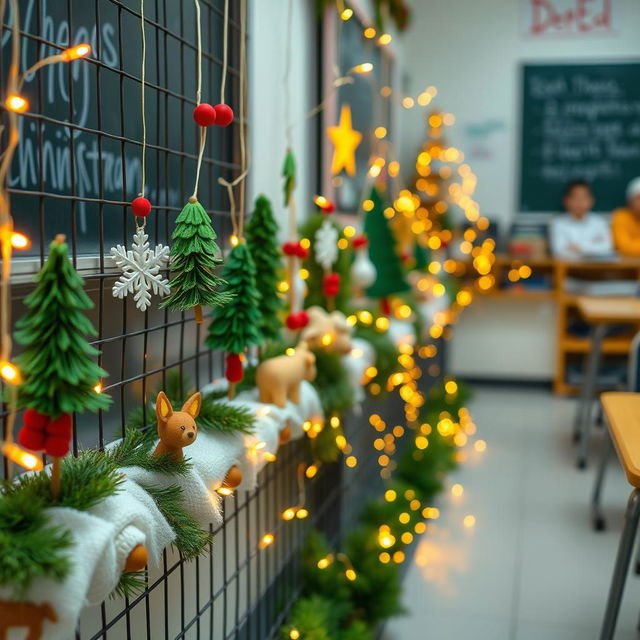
[4,450,124,511]
[161,199,232,312]
[311,349,354,416]
[0,490,72,597]
[245,195,284,341]
[111,570,147,600]
[14,236,111,417]
[353,323,401,397]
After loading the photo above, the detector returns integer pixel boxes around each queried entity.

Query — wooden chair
[598,392,640,639]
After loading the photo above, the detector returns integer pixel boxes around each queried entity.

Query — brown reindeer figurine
[0,600,57,639]
[153,391,201,462]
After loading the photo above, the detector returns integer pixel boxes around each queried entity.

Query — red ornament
[323,273,341,297]
[352,235,368,249]
[295,245,309,259]
[214,104,234,126]
[226,353,244,383]
[23,408,48,430]
[47,413,72,437]
[45,435,71,458]
[193,103,217,127]
[381,297,391,316]
[131,196,152,218]
[320,201,336,214]
[285,311,310,330]
[18,426,45,452]
[282,242,298,256]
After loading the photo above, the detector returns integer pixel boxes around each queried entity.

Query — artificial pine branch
[106,427,190,475]
[0,489,72,597]
[5,450,123,511]
[110,570,147,600]
[142,484,211,559]
[198,394,254,435]
[245,195,284,341]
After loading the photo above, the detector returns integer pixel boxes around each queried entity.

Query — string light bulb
[340,7,353,20]
[289,630,300,640]
[5,94,29,113]
[62,43,92,61]
[351,63,373,75]
[1,442,43,471]
[0,361,22,385]
[377,33,392,45]
[259,533,274,549]
[9,232,30,249]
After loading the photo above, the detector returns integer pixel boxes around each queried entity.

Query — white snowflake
[314,219,339,271]
[110,227,170,312]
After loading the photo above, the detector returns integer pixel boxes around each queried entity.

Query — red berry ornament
[193,103,217,127]
[214,104,234,126]
[353,235,368,249]
[131,197,152,218]
[45,435,71,458]
[23,408,48,430]
[18,426,45,451]
[226,353,244,384]
[323,273,341,298]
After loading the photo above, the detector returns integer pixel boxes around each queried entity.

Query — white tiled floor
[383,384,640,640]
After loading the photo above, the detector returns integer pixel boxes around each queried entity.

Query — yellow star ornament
[327,104,362,177]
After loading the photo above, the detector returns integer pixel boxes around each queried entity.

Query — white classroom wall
[398,0,640,230]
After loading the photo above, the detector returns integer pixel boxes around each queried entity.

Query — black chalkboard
[519,62,640,213]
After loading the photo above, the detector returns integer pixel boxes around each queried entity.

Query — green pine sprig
[111,570,147,600]
[0,489,73,597]
[142,484,212,559]
[198,394,255,435]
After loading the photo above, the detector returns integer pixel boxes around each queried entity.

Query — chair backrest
[628,331,640,392]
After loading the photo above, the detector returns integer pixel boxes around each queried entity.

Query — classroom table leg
[600,489,640,640]
[591,432,613,531]
[575,324,607,469]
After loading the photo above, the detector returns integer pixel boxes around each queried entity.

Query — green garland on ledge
[281,379,465,638]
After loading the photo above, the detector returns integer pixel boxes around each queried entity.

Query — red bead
[353,235,368,249]
[285,313,299,330]
[322,273,341,297]
[226,353,244,383]
[47,413,72,437]
[213,104,234,126]
[131,197,152,218]
[45,435,71,458]
[321,201,336,214]
[381,297,391,316]
[23,408,48,431]
[282,242,297,257]
[295,245,309,259]
[297,311,309,329]
[18,426,45,451]
[193,103,217,127]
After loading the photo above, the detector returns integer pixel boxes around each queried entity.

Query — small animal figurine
[300,306,353,355]
[0,600,57,639]
[256,342,317,408]
[153,391,201,461]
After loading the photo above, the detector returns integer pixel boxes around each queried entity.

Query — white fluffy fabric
[2,508,116,640]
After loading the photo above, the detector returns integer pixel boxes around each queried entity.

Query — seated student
[612,177,640,256]
[550,180,613,258]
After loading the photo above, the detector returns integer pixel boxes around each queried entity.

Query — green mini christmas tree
[161,197,231,323]
[245,195,284,341]
[364,187,410,301]
[15,235,111,418]
[206,241,262,391]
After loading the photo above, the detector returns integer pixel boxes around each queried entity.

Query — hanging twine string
[220,0,229,105]
[137,0,148,230]
[191,0,207,200]
[217,0,249,239]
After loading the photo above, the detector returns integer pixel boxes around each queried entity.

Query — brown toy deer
[153,391,201,461]
[0,600,57,639]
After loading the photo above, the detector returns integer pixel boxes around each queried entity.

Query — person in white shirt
[550,181,613,259]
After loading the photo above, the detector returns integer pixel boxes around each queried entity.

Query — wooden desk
[601,392,640,487]
[573,296,640,469]
[597,392,640,639]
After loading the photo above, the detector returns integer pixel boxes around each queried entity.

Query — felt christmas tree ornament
[14,234,111,496]
[364,187,410,309]
[206,241,263,394]
[160,197,231,323]
[245,195,284,341]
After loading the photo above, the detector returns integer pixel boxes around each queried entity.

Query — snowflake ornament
[314,219,339,271]
[111,227,170,312]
